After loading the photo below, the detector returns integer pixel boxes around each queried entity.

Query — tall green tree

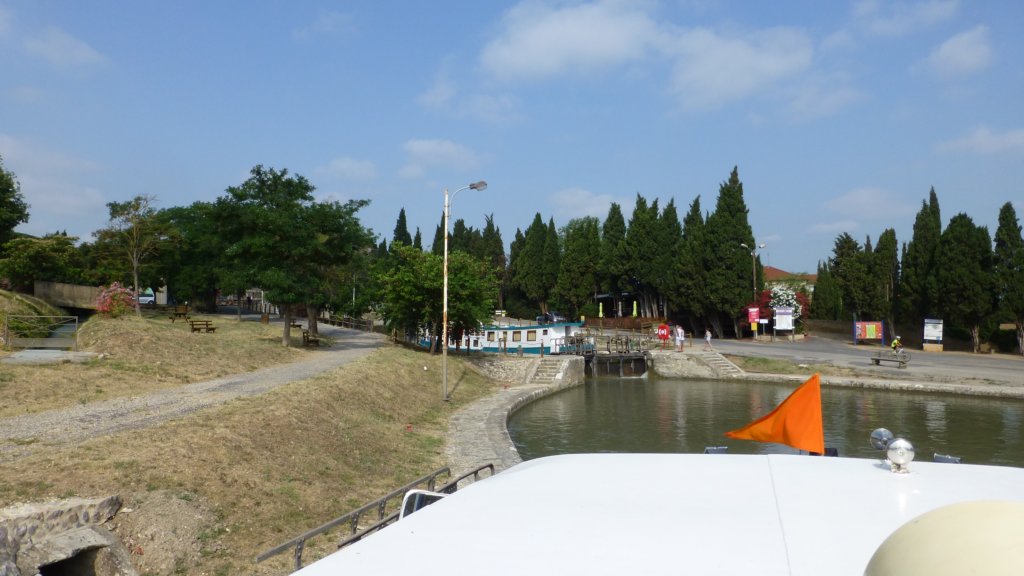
[673,196,707,327]
[479,214,507,310]
[624,194,660,317]
[541,218,561,311]
[554,217,601,317]
[810,260,842,320]
[873,228,900,329]
[0,155,30,248]
[512,214,549,313]
[652,198,682,317]
[937,213,993,352]
[830,233,869,319]
[899,188,942,325]
[392,208,413,247]
[704,167,755,336]
[993,202,1024,354]
[94,195,170,316]
[598,203,628,315]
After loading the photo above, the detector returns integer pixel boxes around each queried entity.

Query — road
[713,334,1024,388]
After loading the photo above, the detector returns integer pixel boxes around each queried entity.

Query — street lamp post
[740,242,766,300]
[443,180,487,401]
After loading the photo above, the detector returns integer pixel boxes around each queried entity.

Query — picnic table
[189,319,217,333]
[871,348,910,368]
[169,305,190,322]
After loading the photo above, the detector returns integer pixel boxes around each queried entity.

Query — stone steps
[699,352,744,377]
[529,357,567,385]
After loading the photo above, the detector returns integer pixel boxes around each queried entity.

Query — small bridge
[34,280,100,310]
[561,330,654,377]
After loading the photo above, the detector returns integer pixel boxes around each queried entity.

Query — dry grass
[724,354,865,379]
[0,313,496,575]
[0,312,304,418]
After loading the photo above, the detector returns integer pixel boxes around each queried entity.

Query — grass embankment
[0,312,496,575]
[723,355,862,378]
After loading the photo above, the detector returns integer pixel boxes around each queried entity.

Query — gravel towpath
[0,326,386,463]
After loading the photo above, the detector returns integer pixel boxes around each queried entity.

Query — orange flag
[725,373,824,454]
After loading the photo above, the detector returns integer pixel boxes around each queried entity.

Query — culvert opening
[38,547,101,576]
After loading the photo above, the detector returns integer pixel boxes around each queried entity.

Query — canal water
[508,377,1024,468]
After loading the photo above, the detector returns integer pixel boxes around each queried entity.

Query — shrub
[96,282,135,317]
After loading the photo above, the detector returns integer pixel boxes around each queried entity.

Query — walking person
[675,325,685,351]
[703,328,713,351]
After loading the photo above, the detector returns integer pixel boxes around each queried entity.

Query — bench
[302,329,320,346]
[169,305,190,322]
[189,319,217,333]
[871,349,910,368]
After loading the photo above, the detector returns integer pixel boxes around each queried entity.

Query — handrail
[255,466,452,569]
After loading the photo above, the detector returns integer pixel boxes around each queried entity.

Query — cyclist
[891,336,903,353]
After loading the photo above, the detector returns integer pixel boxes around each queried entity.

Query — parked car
[136,294,155,305]
[536,311,567,324]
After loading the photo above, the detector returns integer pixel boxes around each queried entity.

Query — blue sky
[2,1,1022,273]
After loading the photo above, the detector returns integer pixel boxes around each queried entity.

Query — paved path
[0,325,385,462]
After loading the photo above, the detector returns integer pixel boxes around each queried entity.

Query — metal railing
[256,463,495,570]
[3,315,78,350]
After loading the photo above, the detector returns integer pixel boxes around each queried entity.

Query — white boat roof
[294,453,1024,576]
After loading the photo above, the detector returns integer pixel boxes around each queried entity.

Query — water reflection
[507,377,1024,467]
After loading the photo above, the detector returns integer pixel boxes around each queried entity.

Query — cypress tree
[993,202,1024,354]
[624,194,660,317]
[599,203,628,313]
[674,196,708,324]
[899,188,942,325]
[937,213,993,352]
[392,208,413,247]
[704,167,755,336]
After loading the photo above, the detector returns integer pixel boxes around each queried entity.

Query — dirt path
[0,326,386,462]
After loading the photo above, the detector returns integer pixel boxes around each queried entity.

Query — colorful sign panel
[855,321,884,340]
[748,307,760,323]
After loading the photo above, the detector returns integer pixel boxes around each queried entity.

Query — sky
[1,0,1022,274]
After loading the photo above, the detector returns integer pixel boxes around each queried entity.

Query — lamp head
[469,180,488,191]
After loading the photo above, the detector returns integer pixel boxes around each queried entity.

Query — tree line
[811,188,1024,354]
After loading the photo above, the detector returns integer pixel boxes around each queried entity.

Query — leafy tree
[554,217,601,317]
[704,167,755,336]
[379,244,495,352]
[993,202,1024,354]
[937,213,993,352]
[156,202,223,308]
[503,228,533,319]
[899,189,942,324]
[830,233,873,320]
[0,155,30,247]
[93,195,171,316]
[0,233,80,292]
[221,165,371,345]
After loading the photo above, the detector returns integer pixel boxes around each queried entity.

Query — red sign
[747,307,760,323]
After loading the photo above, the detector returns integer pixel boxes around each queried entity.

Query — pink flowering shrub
[96,282,136,317]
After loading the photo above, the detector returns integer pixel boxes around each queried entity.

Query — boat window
[527,330,537,342]
[542,329,548,336]
[472,339,479,347]
[512,331,522,342]
[487,331,495,342]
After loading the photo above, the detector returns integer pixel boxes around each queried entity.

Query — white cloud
[319,157,376,181]
[417,73,457,109]
[938,126,1024,155]
[819,187,915,228]
[292,11,356,41]
[785,77,863,121]
[480,0,662,82]
[854,0,958,36]
[0,134,107,239]
[924,25,992,79]
[23,26,105,70]
[667,27,813,109]
[399,139,482,180]
[810,220,860,234]
[550,187,619,221]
